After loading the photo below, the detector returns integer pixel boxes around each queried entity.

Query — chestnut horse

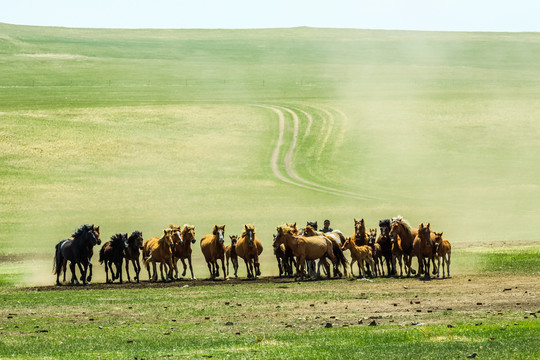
[200,225,227,280]
[341,236,376,278]
[53,224,101,286]
[99,233,128,284]
[389,216,417,277]
[170,224,197,280]
[274,224,336,280]
[143,229,175,282]
[226,235,239,278]
[235,224,264,279]
[412,223,435,279]
[433,232,452,278]
[124,230,144,283]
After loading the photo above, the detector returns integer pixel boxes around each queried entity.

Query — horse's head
[418,223,431,243]
[213,225,225,245]
[275,224,294,246]
[389,216,404,243]
[243,224,256,247]
[92,225,102,245]
[306,221,318,231]
[304,224,317,237]
[169,224,184,246]
[128,230,144,250]
[181,225,196,244]
[354,218,365,235]
[341,236,352,251]
[433,231,444,250]
[379,219,390,236]
[230,235,238,247]
[285,223,298,235]
[162,229,175,252]
[368,228,377,245]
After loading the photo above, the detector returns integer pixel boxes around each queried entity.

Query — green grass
[1,23,540,273]
[1,277,539,359]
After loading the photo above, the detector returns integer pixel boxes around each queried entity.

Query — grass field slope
[1,23,540,283]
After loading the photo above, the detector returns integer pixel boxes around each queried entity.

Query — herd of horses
[52,216,452,286]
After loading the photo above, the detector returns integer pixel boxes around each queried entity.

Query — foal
[225,235,239,278]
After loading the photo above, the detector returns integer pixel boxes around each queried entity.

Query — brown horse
[341,236,376,278]
[226,235,239,278]
[368,228,383,277]
[352,218,368,246]
[236,224,264,279]
[124,230,144,283]
[433,232,452,278]
[200,225,227,280]
[389,216,417,277]
[143,229,175,282]
[274,224,336,280]
[412,223,435,279]
[170,224,197,280]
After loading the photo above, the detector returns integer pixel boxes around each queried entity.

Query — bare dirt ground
[22,273,540,328]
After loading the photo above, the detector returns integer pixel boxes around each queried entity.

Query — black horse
[125,231,144,283]
[53,224,101,285]
[378,219,394,276]
[99,233,128,283]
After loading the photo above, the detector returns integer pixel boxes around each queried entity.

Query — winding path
[255,104,376,201]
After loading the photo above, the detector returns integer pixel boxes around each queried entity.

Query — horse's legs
[151,262,158,282]
[87,261,93,283]
[181,258,188,277]
[134,259,141,283]
[349,259,355,278]
[220,258,227,280]
[186,257,196,280]
[117,260,123,284]
[125,259,131,282]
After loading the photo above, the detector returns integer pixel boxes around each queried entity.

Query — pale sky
[2,0,540,32]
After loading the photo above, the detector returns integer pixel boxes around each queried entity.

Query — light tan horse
[341,236,376,278]
[389,216,417,277]
[226,235,239,278]
[236,224,264,279]
[169,224,197,280]
[412,223,436,279]
[200,225,227,280]
[433,232,452,278]
[274,224,336,280]
[143,229,175,282]
[303,225,348,278]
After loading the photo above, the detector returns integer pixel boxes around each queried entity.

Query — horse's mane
[111,233,126,246]
[71,224,94,239]
[379,219,390,228]
[392,215,412,233]
[128,231,143,244]
[181,224,195,236]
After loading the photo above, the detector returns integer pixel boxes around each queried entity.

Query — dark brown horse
[236,224,264,279]
[389,216,417,277]
[376,219,393,276]
[53,224,101,285]
[170,224,197,280]
[99,233,128,284]
[124,230,144,283]
[200,225,227,280]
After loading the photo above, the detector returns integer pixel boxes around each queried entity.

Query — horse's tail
[332,240,349,268]
[53,241,64,275]
[99,246,105,264]
[334,230,346,244]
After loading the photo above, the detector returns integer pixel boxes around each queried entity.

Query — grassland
[0,22,539,358]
